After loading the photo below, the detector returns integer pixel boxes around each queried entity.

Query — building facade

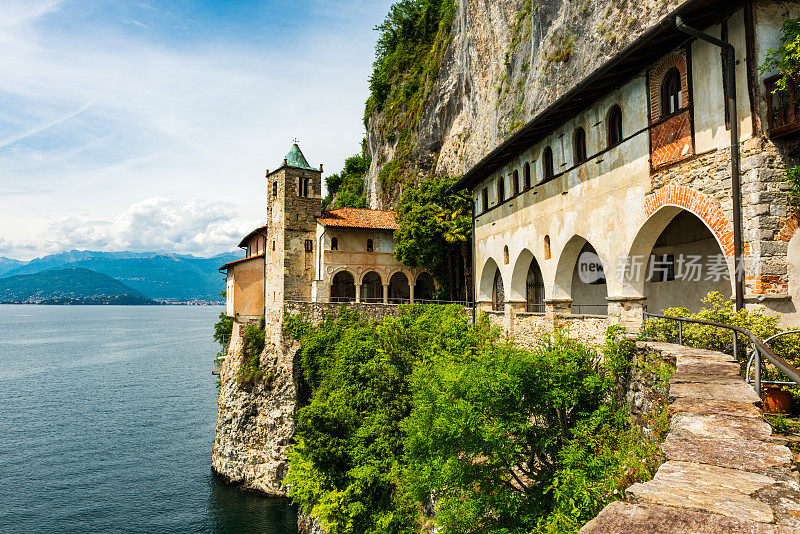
[450,0,800,327]
[220,144,434,331]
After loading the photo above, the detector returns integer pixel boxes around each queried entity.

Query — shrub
[212,312,233,358]
[239,317,266,385]
[643,291,800,372]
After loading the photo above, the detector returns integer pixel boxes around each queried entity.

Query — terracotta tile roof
[317,208,398,231]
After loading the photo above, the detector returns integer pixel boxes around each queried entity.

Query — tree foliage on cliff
[365,0,456,194]
[284,308,662,534]
[393,174,471,301]
[323,140,369,210]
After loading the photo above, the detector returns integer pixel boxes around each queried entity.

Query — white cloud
[2,197,259,259]
[0,1,392,259]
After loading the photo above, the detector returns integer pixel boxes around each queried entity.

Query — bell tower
[264,143,323,322]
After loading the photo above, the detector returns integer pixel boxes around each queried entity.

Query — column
[606,296,647,330]
[355,284,361,304]
[382,284,389,304]
[409,284,415,304]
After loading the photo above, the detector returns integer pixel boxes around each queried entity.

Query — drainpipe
[676,16,744,311]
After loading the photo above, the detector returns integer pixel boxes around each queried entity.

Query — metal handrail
[745,330,800,388]
[643,310,800,394]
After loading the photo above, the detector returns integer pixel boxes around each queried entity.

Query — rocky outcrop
[581,342,800,533]
[366,0,688,208]
[211,335,299,496]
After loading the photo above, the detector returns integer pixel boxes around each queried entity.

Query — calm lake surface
[0,305,297,534]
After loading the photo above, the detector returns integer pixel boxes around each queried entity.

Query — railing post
[677,321,683,346]
[732,330,738,361]
[754,344,762,398]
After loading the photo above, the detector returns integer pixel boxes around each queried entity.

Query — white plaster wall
[692,12,753,154]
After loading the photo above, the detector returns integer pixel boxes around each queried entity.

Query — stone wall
[284,301,407,326]
[482,308,611,348]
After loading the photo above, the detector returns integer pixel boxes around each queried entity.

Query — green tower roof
[284,143,314,170]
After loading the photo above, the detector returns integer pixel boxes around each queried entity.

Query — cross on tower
[292,138,300,145]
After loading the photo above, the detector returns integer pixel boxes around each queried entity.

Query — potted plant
[762,384,793,414]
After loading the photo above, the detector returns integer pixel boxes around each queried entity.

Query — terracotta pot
[762,385,793,414]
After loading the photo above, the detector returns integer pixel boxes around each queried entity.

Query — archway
[509,249,544,312]
[361,271,383,303]
[331,271,356,302]
[526,260,545,312]
[640,210,732,313]
[415,273,435,302]
[478,257,502,305]
[492,270,505,311]
[569,242,608,315]
[389,272,410,303]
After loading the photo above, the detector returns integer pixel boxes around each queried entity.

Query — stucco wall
[231,256,266,317]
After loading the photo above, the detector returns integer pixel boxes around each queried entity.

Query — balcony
[765,74,800,138]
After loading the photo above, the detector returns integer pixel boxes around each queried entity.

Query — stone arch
[360,270,383,302]
[626,205,733,312]
[552,235,610,300]
[331,269,356,302]
[478,257,502,304]
[387,268,413,285]
[509,249,545,312]
[388,271,411,303]
[643,185,735,256]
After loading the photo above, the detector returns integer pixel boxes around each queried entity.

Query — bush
[213,312,233,358]
[642,292,800,371]
[239,317,266,385]
[286,306,665,534]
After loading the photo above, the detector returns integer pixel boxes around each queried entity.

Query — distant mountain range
[0,268,157,305]
[0,250,242,303]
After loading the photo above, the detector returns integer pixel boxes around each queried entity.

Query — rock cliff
[212,335,299,497]
[366,0,687,208]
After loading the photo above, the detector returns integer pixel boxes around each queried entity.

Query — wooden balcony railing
[765,74,800,138]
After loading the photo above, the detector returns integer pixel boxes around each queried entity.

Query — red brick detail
[775,211,800,242]
[747,275,789,295]
[648,49,693,169]
[644,185,735,256]
[650,111,692,168]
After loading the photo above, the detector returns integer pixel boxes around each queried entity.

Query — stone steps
[580,342,800,533]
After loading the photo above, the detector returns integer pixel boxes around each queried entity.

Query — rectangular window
[304,239,313,253]
[649,254,675,282]
[482,187,489,213]
[497,178,505,203]
[272,182,278,197]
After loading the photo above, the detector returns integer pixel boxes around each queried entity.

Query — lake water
[0,305,297,534]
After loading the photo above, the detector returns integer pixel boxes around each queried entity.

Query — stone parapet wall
[284,301,405,326]
[483,308,611,348]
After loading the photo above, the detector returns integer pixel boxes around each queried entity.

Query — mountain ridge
[0,268,157,305]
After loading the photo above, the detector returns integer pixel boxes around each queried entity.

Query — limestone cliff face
[212,335,299,497]
[366,0,687,208]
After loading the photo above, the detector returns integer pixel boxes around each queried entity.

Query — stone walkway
[581,342,800,533]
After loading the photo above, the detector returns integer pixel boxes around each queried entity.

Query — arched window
[331,237,338,251]
[573,127,587,165]
[524,162,531,189]
[504,246,509,265]
[544,235,551,260]
[497,177,505,203]
[272,182,278,197]
[608,105,623,148]
[543,147,554,181]
[513,170,520,195]
[366,239,374,252]
[482,187,489,213]
[661,67,682,116]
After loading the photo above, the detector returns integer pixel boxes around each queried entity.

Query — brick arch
[644,185,735,256]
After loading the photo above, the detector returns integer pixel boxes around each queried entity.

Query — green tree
[393,175,471,301]
[324,140,370,210]
[760,16,800,93]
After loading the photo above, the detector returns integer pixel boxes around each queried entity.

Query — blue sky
[0,0,392,260]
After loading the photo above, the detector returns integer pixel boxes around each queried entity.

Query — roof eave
[446,0,746,194]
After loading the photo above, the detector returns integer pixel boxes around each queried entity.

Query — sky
[0,0,392,260]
